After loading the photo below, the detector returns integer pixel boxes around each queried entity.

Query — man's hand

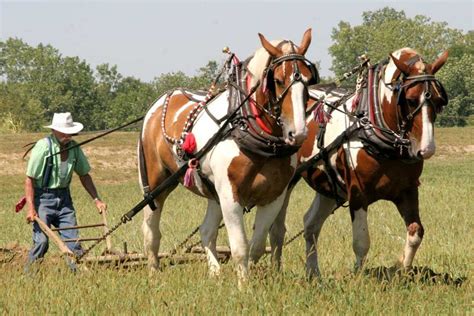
[26,209,38,223]
[94,199,107,214]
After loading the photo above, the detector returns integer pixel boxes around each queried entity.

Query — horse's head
[382,48,448,159]
[247,28,318,147]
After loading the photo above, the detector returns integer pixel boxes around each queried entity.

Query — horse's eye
[406,99,418,107]
[274,79,284,87]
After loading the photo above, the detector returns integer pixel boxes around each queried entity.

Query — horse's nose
[286,130,307,146]
[418,148,435,159]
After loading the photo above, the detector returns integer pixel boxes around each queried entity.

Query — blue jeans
[27,188,83,263]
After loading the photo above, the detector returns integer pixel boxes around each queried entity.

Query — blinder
[308,62,320,85]
[395,73,448,116]
[265,54,319,91]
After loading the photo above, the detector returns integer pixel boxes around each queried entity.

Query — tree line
[0,7,472,132]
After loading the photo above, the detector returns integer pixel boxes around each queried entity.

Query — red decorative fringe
[313,102,331,124]
[15,196,26,213]
[182,133,196,154]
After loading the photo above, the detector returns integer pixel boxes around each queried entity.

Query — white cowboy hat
[44,112,84,134]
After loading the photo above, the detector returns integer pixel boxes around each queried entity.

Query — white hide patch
[306,89,363,172]
[172,101,199,124]
[290,79,308,141]
[142,94,168,139]
[179,91,234,187]
[420,99,436,158]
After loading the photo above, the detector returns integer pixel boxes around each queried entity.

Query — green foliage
[0,37,222,133]
[103,77,155,129]
[436,53,473,126]
[329,7,472,126]
[0,38,101,131]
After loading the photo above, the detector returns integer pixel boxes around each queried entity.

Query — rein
[22,116,145,159]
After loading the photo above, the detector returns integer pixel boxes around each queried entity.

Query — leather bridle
[258,53,318,125]
[383,57,448,140]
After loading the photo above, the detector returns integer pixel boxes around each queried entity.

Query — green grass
[0,128,472,314]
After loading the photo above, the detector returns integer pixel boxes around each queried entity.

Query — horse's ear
[258,33,281,57]
[390,53,410,75]
[297,28,312,55]
[431,50,448,74]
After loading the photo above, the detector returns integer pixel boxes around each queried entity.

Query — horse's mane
[246,39,299,88]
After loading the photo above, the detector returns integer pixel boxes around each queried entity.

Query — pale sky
[1,0,472,81]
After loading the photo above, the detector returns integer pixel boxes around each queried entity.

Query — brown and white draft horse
[270,48,449,278]
[139,29,317,283]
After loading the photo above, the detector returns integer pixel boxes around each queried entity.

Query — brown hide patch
[407,222,421,236]
[300,138,424,209]
[352,149,423,203]
[227,151,294,206]
[141,94,215,200]
[163,94,196,139]
[298,120,337,197]
[304,168,334,197]
[142,105,178,187]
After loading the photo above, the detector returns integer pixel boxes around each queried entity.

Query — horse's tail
[137,131,157,210]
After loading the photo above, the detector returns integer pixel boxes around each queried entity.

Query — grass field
[0,127,472,314]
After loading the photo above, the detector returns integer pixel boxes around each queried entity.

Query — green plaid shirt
[26,135,91,189]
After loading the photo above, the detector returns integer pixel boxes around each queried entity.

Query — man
[24,112,107,266]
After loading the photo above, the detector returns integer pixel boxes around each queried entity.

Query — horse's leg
[220,199,248,286]
[268,187,293,270]
[200,199,223,277]
[304,193,337,279]
[141,172,176,273]
[142,201,163,272]
[213,175,248,284]
[249,190,287,264]
[351,207,370,272]
[394,187,424,268]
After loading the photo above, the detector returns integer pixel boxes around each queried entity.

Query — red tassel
[182,133,196,154]
[313,102,331,124]
[184,167,195,187]
[15,196,27,213]
[183,158,199,188]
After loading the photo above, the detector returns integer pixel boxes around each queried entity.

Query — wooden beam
[34,217,74,257]
[101,210,113,252]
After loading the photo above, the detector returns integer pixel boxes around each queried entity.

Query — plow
[32,213,272,269]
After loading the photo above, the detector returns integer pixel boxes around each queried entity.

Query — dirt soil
[0,242,28,267]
